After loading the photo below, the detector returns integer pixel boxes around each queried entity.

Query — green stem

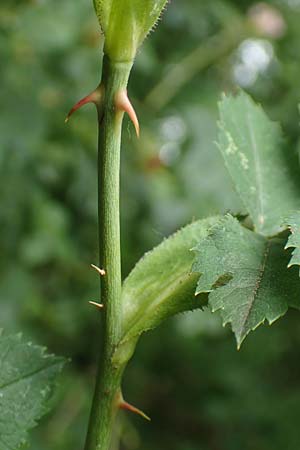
[84,55,133,450]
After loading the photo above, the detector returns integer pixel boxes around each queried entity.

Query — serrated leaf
[193,215,300,347]
[217,91,300,236]
[0,333,65,450]
[284,211,300,273]
[120,217,220,344]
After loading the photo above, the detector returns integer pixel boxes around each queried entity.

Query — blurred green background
[1,0,300,449]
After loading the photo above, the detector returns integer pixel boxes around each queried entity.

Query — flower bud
[93,0,168,62]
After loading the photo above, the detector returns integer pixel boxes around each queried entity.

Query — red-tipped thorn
[116,90,140,138]
[65,85,103,123]
[120,400,151,421]
[89,301,104,309]
[91,264,106,276]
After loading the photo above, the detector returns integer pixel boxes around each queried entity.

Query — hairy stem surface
[84,55,133,450]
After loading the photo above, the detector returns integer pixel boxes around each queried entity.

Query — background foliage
[1,0,300,449]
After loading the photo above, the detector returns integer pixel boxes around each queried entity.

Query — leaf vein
[0,360,62,391]
[240,240,271,337]
[246,105,265,228]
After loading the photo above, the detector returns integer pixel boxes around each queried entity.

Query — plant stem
[84,55,133,450]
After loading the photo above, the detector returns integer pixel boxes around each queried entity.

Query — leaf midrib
[246,105,265,231]
[239,239,271,339]
[0,360,62,392]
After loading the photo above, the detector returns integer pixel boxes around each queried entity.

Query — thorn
[115,90,140,138]
[65,84,104,123]
[89,301,104,309]
[91,264,106,276]
[120,400,151,421]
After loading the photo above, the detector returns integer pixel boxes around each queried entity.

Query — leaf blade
[217,92,300,236]
[193,215,300,347]
[284,211,300,272]
[120,217,220,343]
[0,333,65,450]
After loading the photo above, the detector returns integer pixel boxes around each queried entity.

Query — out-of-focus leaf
[0,332,65,450]
[217,91,300,236]
[193,215,300,347]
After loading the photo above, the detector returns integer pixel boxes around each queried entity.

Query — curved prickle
[119,398,151,421]
[115,89,140,137]
[65,84,104,123]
